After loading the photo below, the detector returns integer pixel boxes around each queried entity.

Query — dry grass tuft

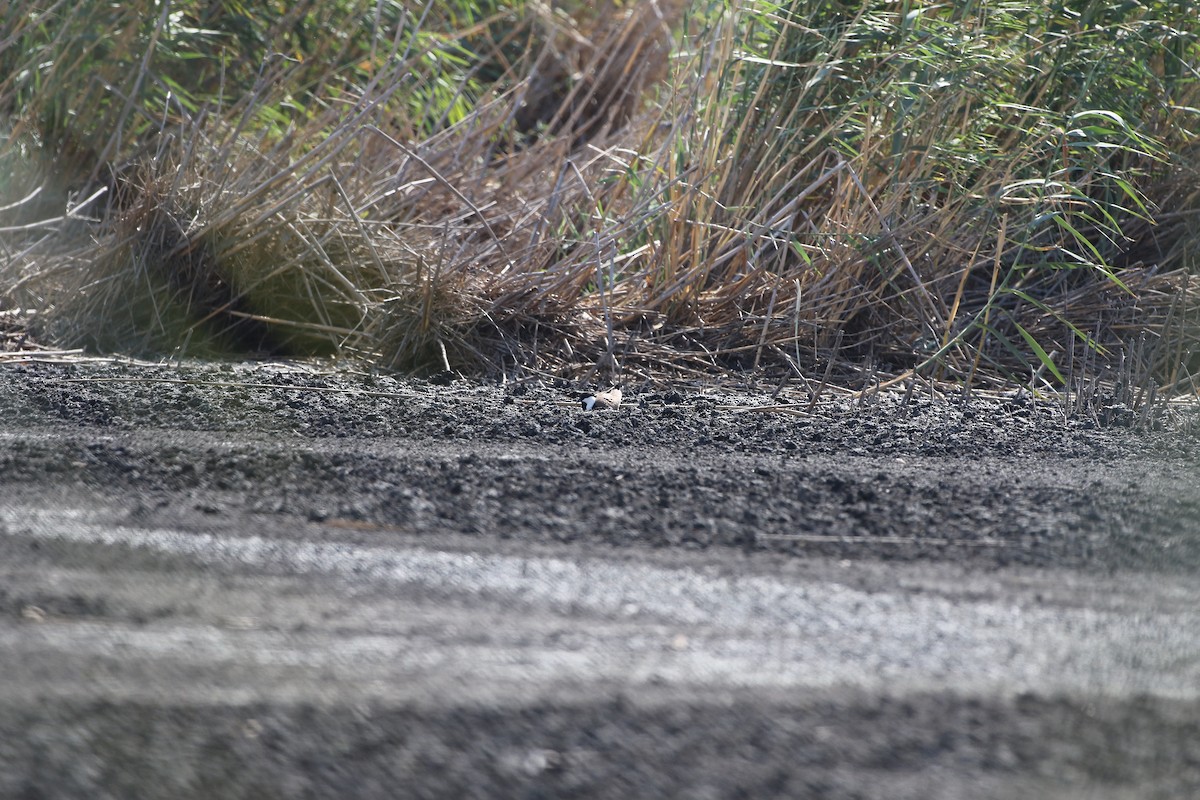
[2,0,1199,398]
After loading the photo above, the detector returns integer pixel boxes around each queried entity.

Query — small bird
[581,387,622,411]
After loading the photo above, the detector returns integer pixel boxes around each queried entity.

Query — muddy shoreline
[2,359,1199,798]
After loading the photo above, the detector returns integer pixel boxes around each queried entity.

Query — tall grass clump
[1,0,1198,394]
[635,0,1200,390]
[0,0,525,359]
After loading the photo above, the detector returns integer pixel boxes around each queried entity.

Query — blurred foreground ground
[1,360,1198,799]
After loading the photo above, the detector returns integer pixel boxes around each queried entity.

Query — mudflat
[2,360,1198,799]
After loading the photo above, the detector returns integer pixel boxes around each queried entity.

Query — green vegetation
[2,0,1198,395]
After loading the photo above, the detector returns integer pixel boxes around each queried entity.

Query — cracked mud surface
[1,360,1199,799]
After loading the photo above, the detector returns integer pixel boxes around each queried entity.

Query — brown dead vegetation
[1,1,1198,400]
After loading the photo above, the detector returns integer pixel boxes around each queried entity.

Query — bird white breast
[582,388,622,410]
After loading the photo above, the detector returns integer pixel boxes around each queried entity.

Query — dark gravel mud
[1,359,1199,799]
